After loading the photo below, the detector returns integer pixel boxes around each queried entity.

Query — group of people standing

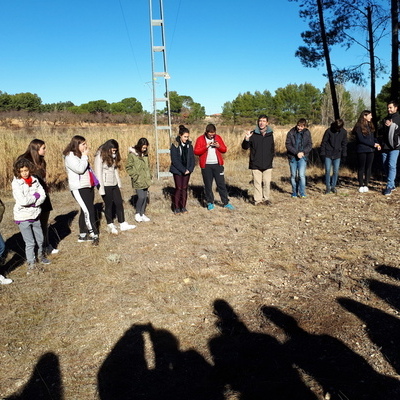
[235,100,400,201]
[1,100,398,282]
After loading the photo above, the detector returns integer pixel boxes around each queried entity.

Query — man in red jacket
[194,124,234,210]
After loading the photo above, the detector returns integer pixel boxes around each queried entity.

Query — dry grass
[0,123,327,190]
[1,125,400,399]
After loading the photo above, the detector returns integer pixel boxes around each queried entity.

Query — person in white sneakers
[95,140,136,234]
[63,136,100,246]
[126,138,152,223]
[0,198,12,284]
[352,110,381,193]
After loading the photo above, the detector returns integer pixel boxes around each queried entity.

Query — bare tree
[390,0,399,100]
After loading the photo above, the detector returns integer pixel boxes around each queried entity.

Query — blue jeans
[289,157,307,196]
[324,157,341,189]
[382,150,399,188]
[0,232,5,259]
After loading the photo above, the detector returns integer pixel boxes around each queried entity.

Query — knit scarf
[22,176,33,187]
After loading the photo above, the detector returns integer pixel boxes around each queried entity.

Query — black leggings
[102,185,124,224]
[357,152,374,186]
[71,187,98,236]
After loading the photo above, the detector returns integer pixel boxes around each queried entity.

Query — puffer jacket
[94,152,122,196]
[64,152,91,190]
[126,148,152,189]
[12,176,46,221]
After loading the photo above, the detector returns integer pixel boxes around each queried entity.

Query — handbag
[88,167,99,187]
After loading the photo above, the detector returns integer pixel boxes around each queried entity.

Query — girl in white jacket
[12,158,51,273]
[94,139,135,234]
[63,135,99,246]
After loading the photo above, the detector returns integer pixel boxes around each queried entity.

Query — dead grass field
[1,125,400,399]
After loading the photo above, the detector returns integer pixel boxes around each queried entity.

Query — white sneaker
[358,187,365,193]
[120,221,136,231]
[363,186,369,192]
[45,245,59,255]
[141,214,151,222]
[107,223,118,235]
[0,274,12,284]
[135,213,143,222]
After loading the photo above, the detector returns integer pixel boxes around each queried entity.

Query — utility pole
[149,0,172,178]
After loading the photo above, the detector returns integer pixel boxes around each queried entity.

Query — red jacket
[194,134,227,168]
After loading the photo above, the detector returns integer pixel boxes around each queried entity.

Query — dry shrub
[0,123,332,191]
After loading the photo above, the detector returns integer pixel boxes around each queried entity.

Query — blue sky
[0,0,392,115]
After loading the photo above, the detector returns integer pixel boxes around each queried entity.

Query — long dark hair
[134,138,149,156]
[63,135,86,157]
[17,139,46,177]
[97,139,121,167]
[352,110,375,136]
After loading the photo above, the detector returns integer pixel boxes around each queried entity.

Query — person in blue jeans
[285,119,313,198]
[380,101,400,195]
[320,119,347,194]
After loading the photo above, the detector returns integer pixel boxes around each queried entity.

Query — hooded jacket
[169,136,195,175]
[12,176,46,222]
[242,126,275,170]
[126,147,152,189]
[380,111,400,151]
[64,152,91,191]
[94,152,122,196]
[320,127,347,159]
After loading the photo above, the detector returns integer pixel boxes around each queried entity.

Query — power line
[118,0,144,84]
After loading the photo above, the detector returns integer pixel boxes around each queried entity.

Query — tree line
[0,91,144,115]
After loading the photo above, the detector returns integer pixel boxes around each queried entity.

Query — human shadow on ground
[0,211,78,276]
[48,210,78,250]
[375,264,400,281]
[339,276,400,375]
[97,323,222,400]
[5,352,64,400]
[1,232,26,275]
[226,184,252,203]
[263,305,400,399]
[209,300,317,399]
[162,185,206,210]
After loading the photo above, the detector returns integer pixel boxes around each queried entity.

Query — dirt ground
[1,155,400,399]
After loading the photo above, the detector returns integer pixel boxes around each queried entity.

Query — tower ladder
[149,0,172,179]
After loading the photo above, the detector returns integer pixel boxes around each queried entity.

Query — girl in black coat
[352,110,381,193]
[169,125,195,214]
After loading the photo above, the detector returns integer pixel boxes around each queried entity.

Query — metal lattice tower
[149,0,172,179]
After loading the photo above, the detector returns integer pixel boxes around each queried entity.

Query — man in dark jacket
[381,100,400,195]
[242,115,275,205]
